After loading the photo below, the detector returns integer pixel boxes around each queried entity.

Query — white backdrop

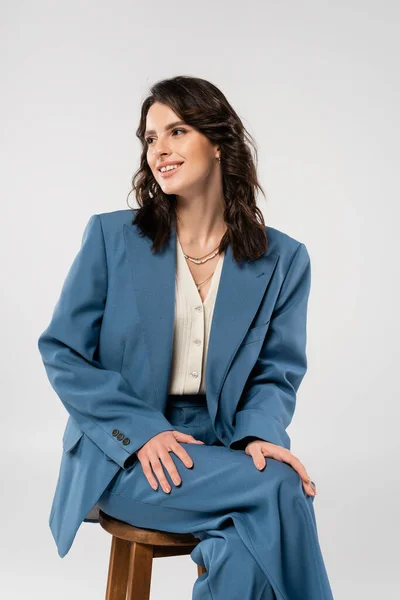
[1,1,399,598]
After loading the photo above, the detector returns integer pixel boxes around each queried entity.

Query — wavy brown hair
[126,75,269,263]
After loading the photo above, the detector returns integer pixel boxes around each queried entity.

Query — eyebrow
[144,120,187,137]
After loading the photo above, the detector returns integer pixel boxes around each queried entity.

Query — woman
[38,75,334,599]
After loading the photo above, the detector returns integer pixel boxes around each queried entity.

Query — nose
[152,145,169,166]
[152,135,172,156]
[156,150,170,160]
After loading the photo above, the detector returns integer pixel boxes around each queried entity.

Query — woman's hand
[244,439,317,497]
[136,430,205,494]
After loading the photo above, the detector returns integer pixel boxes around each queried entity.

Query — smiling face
[145,102,220,198]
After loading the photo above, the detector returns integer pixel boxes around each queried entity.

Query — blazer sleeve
[229,242,311,452]
[37,214,175,469]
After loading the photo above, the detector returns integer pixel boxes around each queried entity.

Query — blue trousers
[98,394,334,600]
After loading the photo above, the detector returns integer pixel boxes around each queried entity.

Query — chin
[161,182,188,194]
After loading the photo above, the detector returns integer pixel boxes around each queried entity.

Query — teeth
[160,164,181,172]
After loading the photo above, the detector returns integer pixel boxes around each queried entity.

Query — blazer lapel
[123,221,176,416]
[123,219,279,424]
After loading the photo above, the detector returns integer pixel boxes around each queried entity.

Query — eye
[145,128,187,145]
[172,128,186,136]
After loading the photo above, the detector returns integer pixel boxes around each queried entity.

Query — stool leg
[105,536,131,600]
[197,565,207,577]
[126,542,154,600]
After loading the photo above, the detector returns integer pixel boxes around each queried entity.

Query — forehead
[145,103,185,136]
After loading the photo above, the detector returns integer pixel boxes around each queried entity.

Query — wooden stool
[99,509,207,600]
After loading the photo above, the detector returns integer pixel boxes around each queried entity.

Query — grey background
[1,1,399,598]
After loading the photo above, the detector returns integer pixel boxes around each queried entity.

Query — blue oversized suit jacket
[37,208,311,558]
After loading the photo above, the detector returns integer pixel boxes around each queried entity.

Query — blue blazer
[38,208,311,558]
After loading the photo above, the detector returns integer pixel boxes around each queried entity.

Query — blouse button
[194,339,201,345]
[190,371,199,378]
[195,305,203,312]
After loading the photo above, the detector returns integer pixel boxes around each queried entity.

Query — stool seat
[99,509,207,599]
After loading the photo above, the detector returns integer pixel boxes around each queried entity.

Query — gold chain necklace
[179,241,221,291]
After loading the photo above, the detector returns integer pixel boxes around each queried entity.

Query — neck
[175,208,226,251]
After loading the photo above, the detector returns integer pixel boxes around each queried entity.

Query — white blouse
[168,237,225,395]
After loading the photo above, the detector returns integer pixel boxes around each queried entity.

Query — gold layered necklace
[180,242,221,291]
[176,213,226,291]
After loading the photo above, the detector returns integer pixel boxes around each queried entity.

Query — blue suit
[38,209,334,599]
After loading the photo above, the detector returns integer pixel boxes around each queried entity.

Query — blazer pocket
[241,320,271,346]
[62,417,84,453]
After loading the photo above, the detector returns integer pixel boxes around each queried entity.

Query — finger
[174,431,196,441]
[186,435,205,444]
[140,459,160,491]
[174,431,205,444]
[281,452,317,497]
[302,478,317,497]
[309,480,317,495]
[262,446,308,483]
[250,447,267,470]
[172,442,194,469]
[290,456,317,494]
[290,455,311,484]
[150,456,173,494]
[159,451,182,487]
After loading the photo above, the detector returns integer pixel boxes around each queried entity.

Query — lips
[157,161,183,171]
[158,163,184,178]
